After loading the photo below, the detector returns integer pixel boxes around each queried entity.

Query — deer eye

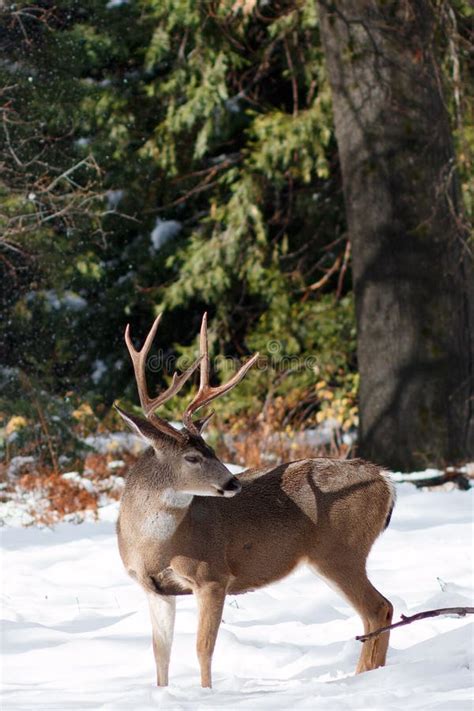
[184,454,201,464]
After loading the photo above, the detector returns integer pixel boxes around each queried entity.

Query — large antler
[125,314,201,438]
[183,313,259,434]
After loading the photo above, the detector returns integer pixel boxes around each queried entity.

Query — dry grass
[1,409,354,524]
[216,405,353,469]
[18,471,99,526]
[1,451,139,525]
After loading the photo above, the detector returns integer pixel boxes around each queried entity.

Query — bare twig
[302,253,343,299]
[283,37,298,116]
[356,606,474,643]
[336,240,351,299]
[42,156,99,193]
[20,373,59,474]
[156,177,219,211]
[397,467,472,490]
[3,114,23,167]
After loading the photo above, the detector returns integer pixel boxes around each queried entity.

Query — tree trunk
[318,0,473,470]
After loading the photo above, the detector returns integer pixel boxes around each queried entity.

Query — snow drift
[1,483,473,710]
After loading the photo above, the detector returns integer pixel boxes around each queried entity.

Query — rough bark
[318,0,474,470]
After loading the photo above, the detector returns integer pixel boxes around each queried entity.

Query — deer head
[115,313,258,498]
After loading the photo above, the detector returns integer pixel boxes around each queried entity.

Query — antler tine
[183,313,259,433]
[125,314,162,414]
[125,314,202,418]
[199,311,210,392]
[143,359,202,417]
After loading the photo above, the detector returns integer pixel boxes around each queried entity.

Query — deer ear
[114,403,165,446]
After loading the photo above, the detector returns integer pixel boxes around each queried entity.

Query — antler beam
[183,313,259,434]
[125,314,201,437]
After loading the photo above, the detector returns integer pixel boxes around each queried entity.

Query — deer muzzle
[212,478,242,498]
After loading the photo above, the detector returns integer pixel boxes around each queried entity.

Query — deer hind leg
[194,583,226,688]
[351,577,393,673]
[147,593,176,686]
[309,560,393,673]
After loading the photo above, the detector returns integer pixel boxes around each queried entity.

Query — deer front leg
[195,583,226,688]
[147,593,176,686]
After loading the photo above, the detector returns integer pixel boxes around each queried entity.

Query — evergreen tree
[319,0,473,469]
[0,1,471,469]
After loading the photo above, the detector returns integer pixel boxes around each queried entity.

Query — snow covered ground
[1,482,473,710]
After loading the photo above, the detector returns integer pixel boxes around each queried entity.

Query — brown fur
[117,442,395,687]
[117,314,393,687]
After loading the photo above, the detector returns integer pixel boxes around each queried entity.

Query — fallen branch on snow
[356,606,474,642]
[393,468,472,490]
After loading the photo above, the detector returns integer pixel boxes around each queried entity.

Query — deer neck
[138,481,193,543]
[145,455,194,512]
[158,488,193,511]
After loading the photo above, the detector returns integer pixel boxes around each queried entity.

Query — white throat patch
[160,489,193,508]
[141,489,192,542]
[142,511,180,541]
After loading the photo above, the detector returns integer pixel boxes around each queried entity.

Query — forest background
[1,0,472,515]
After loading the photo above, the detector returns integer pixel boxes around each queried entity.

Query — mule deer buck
[116,313,395,688]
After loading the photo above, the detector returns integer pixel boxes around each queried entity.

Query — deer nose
[222,478,242,496]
